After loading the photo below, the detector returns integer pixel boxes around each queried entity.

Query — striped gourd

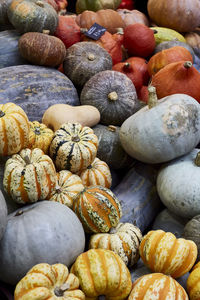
[89,222,143,267]
[79,157,112,188]
[49,122,99,173]
[73,185,122,233]
[48,170,84,208]
[28,121,54,154]
[14,263,85,300]
[128,273,188,300]
[0,102,29,156]
[187,262,200,300]
[139,230,197,278]
[71,249,132,300]
[3,148,57,204]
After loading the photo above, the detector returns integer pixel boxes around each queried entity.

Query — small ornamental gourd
[48,170,84,208]
[0,102,30,156]
[89,222,142,266]
[187,262,200,300]
[49,122,99,173]
[139,230,197,278]
[3,148,57,204]
[73,185,122,233]
[78,157,112,188]
[14,263,85,300]
[70,249,132,300]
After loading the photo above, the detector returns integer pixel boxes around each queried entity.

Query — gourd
[71,249,132,300]
[0,65,79,122]
[80,70,138,126]
[0,0,12,26]
[187,262,200,300]
[14,263,85,300]
[151,27,186,45]
[120,87,200,164]
[117,9,149,27]
[49,122,98,173]
[0,190,7,241]
[183,215,200,261]
[139,230,197,278]
[0,201,85,285]
[73,185,122,233]
[3,148,57,204]
[76,0,122,13]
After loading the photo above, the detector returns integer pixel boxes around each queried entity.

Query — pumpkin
[71,249,132,300]
[0,102,30,156]
[157,149,200,219]
[80,70,138,126]
[14,263,85,300]
[8,0,58,34]
[187,262,200,300]
[49,122,98,173]
[18,31,66,67]
[76,0,122,13]
[0,201,85,285]
[151,27,186,45]
[0,65,79,122]
[3,148,57,204]
[183,215,200,261]
[63,42,113,89]
[92,124,134,170]
[73,185,122,233]
[45,0,59,11]
[0,190,7,241]
[119,87,200,164]
[117,9,149,27]
[89,222,142,267]
[75,9,125,34]
[55,0,68,11]
[129,273,189,300]
[48,170,84,208]
[185,30,200,49]
[0,0,12,26]
[137,85,148,103]
[28,121,54,153]
[78,157,112,188]
[118,0,135,10]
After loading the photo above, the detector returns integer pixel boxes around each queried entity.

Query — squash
[0,0,12,26]
[14,263,85,300]
[71,249,132,300]
[49,122,98,173]
[117,9,149,27]
[0,190,7,241]
[183,215,200,261]
[3,148,57,204]
[8,0,58,34]
[187,262,200,300]
[73,185,122,233]
[89,222,142,267]
[185,30,200,50]
[76,0,121,13]
[151,27,186,45]
[63,42,112,89]
[120,87,200,164]
[0,200,85,285]
[139,229,197,278]
[0,65,79,122]
[80,70,138,126]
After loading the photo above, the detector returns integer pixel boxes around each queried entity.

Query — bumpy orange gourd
[187,261,200,300]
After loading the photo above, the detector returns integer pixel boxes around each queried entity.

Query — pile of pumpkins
[1,0,200,299]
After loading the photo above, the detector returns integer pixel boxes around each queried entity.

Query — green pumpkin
[76,0,122,14]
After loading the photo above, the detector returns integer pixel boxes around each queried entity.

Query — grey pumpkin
[183,215,200,261]
[0,190,7,241]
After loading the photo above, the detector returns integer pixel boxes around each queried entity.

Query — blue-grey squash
[0,190,7,241]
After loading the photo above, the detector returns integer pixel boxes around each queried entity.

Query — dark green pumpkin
[0,0,12,26]
[0,65,79,121]
[76,0,122,13]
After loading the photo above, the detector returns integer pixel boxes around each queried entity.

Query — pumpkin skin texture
[48,170,84,208]
[120,90,200,164]
[187,262,200,300]
[139,230,197,279]
[49,122,98,173]
[71,249,132,300]
[152,26,186,45]
[63,42,112,89]
[128,273,189,300]
[76,0,121,13]
[0,65,79,122]
[14,263,85,300]
[157,149,200,219]
[8,0,58,34]
[0,0,12,25]
[3,148,57,204]
[0,102,30,156]
[117,9,149,27]
[183,215,200,261]
[0,201,85,285]
[80,70,138,126]
[89,222,143,267]
[73,185,122,233]
[0,190,7,241]
[18,32,66,67]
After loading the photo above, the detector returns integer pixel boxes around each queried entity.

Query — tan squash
[42,104,100,131]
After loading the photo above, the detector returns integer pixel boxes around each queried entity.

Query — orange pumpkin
[137,85,149,103]
[187,261,200,300]
[117,9,149,27]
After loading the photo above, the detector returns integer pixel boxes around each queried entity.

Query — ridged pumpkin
[73,185,122,233]
[187,262,200,300]
[14,263,85,300]
[139,230,197,278]
[78,157,112,188]
[49,123,98,173]
[3,148,57,204]
[185,29,200,49]
[28,121,54,153]
[76,0,121,13]
[71,249,132,300]
[0,102,30,156]
[129,273,189,300]
[89,222,142,267]
[48,170,84,208]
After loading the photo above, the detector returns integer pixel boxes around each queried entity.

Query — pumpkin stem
[55,184,62,194]
[23,155,31,165]
[88,53,95,61]
[34,127,41,135]
[108,125,117,132]
[195,152,200,166]
[80,28,88,34]
[108,91,118,101]
[71,135,80,142]
[54,283,70,297]
[15,210,24,217]
[87,164,93,169]
[116,27,124,35]
[153,29,158,34]
[148,85,158,109]
[184,61,193,68]
[36,1,44,7]
[123,62,131,71]
[0,110,5,118]
[42,30,50,35]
